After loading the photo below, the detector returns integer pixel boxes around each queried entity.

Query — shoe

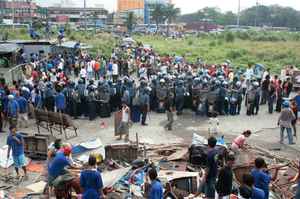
[142,123,148,126]
[289,142,296,145]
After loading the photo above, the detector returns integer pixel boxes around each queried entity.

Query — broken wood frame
[34,108,78,139]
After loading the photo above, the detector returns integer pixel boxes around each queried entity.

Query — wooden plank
[102,167,130,188]
[167,148,188,161]
[26,181,47,193]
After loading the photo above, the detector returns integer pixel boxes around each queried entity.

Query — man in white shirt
[118,102,130,141]
[112,61,119,82]
[80,67,87,82]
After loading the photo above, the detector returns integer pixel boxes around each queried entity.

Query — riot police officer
[175,80,185,115]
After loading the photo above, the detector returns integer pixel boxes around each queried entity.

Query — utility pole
[237,0,240,27]
[84,0,87,31]
[254,0,258,27]
[12,0,15,30]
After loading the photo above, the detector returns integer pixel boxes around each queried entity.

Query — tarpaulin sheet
[72,138,103,155]
[0,145,13,168]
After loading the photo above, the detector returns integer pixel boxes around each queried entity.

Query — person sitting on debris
[7,125,27,180]
[231,130,252,154]
[251,157,279,199]
[80,155,104,199]
[216,154,235,199]
[47,139,62,161]
[48,145,80,187]
[147,168,163,199]
[239,174,265,199]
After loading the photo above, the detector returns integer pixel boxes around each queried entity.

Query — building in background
[116,0,172,24]
[0,0,47,24]
[47,6,108,27]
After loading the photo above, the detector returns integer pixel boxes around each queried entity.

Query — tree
[152,4,165,33]
[163,4,180,36]
[125,12,136,33]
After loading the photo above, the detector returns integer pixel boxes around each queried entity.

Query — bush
[188,39,193,46]
[209,41,216,47]
[225,32,235,42]
[226,49,247,59]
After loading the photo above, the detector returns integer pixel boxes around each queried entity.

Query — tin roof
[59,41,92,49]
[0,43,20,53]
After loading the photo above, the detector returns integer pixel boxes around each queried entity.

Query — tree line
[177,5,300,29]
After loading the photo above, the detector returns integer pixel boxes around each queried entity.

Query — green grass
[134,33,300,73]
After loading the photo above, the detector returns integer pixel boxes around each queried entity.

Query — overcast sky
[35,0,300,14]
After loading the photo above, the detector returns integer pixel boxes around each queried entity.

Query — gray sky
[35,0,300,14]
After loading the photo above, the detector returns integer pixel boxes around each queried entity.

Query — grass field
[134,33,300,73]
[2,28,300,73]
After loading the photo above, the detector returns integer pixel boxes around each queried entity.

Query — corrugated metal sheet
[0,43,20,53]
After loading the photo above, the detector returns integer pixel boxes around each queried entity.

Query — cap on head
[282,100,290,108]
[8,95,14,100]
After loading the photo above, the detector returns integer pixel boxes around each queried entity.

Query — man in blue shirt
[240,173,265,199]
[80,155,104,199]
[16,93,28,128]
[203,136,218,199]
[7,95,19,128]
[7,125,27,178]
[251,157,279,199]
[48,145,77,186]
[148,168,163,199]
[55,91,66,113]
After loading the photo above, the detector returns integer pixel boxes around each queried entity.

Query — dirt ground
[0,102,299,197]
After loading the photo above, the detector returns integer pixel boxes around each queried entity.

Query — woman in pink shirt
[231,130,252,154]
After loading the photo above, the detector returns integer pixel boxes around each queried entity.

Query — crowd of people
[2,38,300,198]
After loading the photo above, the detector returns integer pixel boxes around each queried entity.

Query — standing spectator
[260,75,270,105]
[283,77,293,97]
[16,93,28,128]
[80,155,104,199]
[112,61,119,82]
[251,157,279,199]
[80,66,87,82]
[87,60,94,80]
[275,80,283,112]
[7,125,27,179]
[94,59,100,80]
[118,102,130,141]
[216,154,235,199]
[203,136,218,199]
[291,100,298,137]
[294,90,300,116]
[55,90,66,113]
[147,168,163,199]
[278,101,296,145]
[267,81,276,114]
[139,88,150,126]
[7,94,19,128]
[262,68,270,81]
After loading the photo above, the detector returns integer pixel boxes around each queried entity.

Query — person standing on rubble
[7,125,27,179]
[278,100,296,145]
[216,154,235,199]
[147,168,163,199]
[203,136,218,199]
[80,155,104,199]
[118,102,130,141]
[251,157,279,199]
[7,94,19,128]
